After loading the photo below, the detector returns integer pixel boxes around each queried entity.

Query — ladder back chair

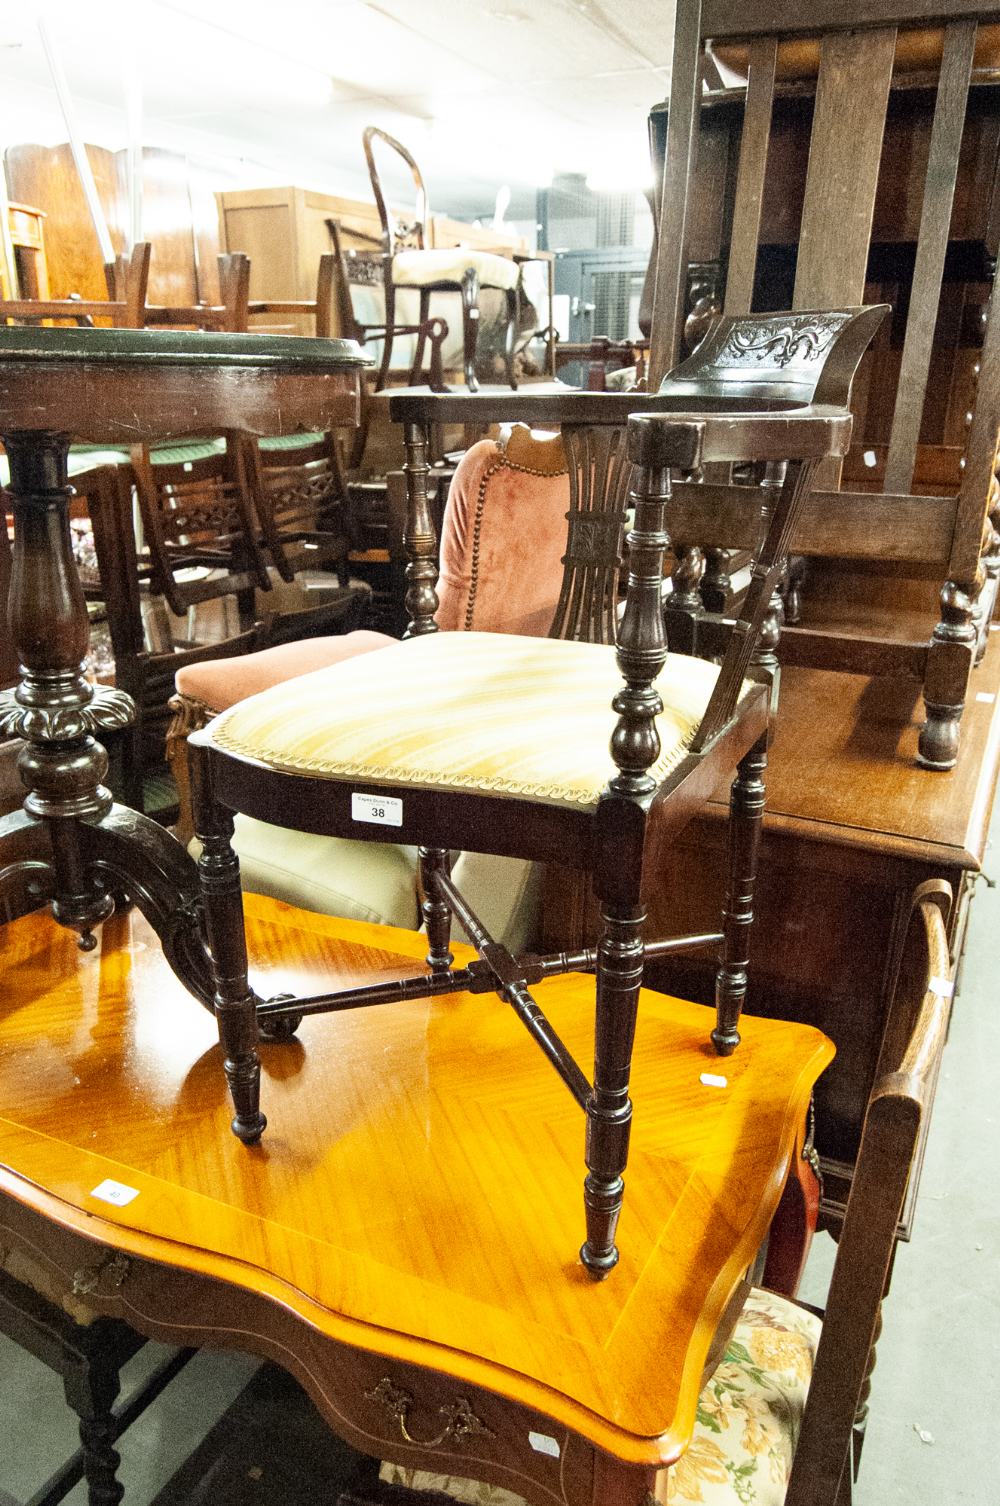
[651,0,1000,768]
[362,126,520,393]
[187,308,883,1279]
[361,888,951,1506]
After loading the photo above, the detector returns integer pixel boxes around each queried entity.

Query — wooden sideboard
[543,630,1000,1239]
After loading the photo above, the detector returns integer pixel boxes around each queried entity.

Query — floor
[0,818,997,1504]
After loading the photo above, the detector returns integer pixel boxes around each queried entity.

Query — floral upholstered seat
[380,1289,821,1506]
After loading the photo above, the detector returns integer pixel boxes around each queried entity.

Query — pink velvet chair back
[435,427,570,636]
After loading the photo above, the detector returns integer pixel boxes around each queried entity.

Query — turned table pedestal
[0,325,367,993]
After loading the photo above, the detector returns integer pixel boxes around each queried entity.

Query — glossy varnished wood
[0,898,832,1465]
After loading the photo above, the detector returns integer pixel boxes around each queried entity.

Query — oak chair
[362,126,520,393]
[186,307,881,1279]
[360,887,951,1506]
[650,0,1000,768]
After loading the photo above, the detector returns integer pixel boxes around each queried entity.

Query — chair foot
[230,1107,267,1145]
[581,1172,623,1279]
[917,703,962,770]
[711,1024,740,1056]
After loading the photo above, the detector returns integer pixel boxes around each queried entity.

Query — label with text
[90,1179,141,1207]
[352,793,403,827]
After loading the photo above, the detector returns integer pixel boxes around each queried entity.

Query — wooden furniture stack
[647,0,1000,770]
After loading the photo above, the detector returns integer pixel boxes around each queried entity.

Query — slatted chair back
[0,241,151,327]
[130,441,271,621]
[0,242,251,333]
[649,0,1000,768]
[785,886,951,1505]
[247,432,353,586]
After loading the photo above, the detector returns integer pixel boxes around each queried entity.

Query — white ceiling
[0,0,676,216]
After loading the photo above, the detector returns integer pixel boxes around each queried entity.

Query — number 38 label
[352,792,403,827]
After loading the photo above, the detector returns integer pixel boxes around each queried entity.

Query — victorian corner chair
[362,125,521,393]
[185,307,883,1280]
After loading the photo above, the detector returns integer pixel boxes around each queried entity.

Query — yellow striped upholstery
[205,632,726,811]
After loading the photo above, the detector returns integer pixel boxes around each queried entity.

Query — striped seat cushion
[204,632,725,811]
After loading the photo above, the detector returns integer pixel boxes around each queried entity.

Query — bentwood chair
[363,887,951,1506]
[362,126,520,393]
[188,307,884,1278]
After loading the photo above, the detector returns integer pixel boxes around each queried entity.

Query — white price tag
[90,1179,140,1207]
[976,692,996,704]
[700,1072,728,1089]
[929,974,954,999]
[351,793,403,827]
[528,1432,561,1458]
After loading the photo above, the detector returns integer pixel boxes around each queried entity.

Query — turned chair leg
[460,266,480,392]
[581,900,644,1280]
[190,746,265,1144]
[409,288,432,385]
[714,731,767,1055]
[63,1343,126,1506]
[376,274,397,393]
[418,845,453,976]
[918,574,980,769]
[503,286,519,390]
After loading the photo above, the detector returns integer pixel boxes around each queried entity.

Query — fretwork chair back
[362,125,520,393]
[74,464,267,813]
[129,439,271,626]
[245,430,355,589]
[364,889,952,1506]
[187,307,884,1279]
[651,0,1000,768]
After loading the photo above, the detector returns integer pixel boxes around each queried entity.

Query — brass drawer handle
[71,1252,132,1297]
[365,1378,493,1449]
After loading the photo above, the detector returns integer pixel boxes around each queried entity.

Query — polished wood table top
[736,630,1000,869]
[0,896,832,1471]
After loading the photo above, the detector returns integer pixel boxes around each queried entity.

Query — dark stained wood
[701,0,1000,34]
[544,633,1000,1246]
[0,324,365,991]
[361,126,517,392]
[885,21,978,493]
[793,29,897,310]
[664,484,959,561]
[647,0,704,386]
[647,5,1000,768]
[724,36,778,316]
[189,310,879,1276]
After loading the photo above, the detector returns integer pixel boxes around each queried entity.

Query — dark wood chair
[80,456,367,813]
[648,0,1000,769]
[248,431,356,589]
[351,886,951,1506]
[77,463,268,813]
[0,1263,194,1506]
[129,439,272,625]
[186,306,882,1279]
[361,126,520,393]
